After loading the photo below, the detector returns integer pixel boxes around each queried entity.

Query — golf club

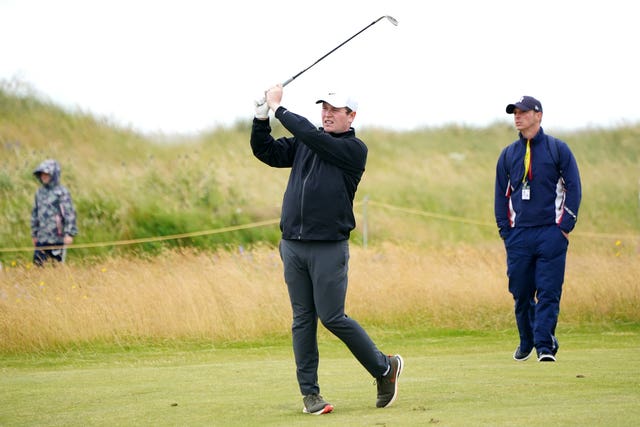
[256,15,398,106]
[281,15,398,87]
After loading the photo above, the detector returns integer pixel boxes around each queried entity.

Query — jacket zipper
[298,155,317,239]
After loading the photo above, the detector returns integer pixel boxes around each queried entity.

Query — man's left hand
[254,97,269,120]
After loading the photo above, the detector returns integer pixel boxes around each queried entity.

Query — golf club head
[384,15,399,26]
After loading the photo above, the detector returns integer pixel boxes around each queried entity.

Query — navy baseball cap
[506,96,543,114]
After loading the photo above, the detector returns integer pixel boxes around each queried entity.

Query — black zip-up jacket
[250,106,367,241]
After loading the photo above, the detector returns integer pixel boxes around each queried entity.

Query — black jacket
[250,107,367,241]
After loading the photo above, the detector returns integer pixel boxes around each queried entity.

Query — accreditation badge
[521,184,531,200]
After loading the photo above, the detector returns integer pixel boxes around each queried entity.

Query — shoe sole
[513,348,533,361]
[538,354,556,362]
[303,404,334,415]
[379,355,404,408]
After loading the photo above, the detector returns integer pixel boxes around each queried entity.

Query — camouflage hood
[30,158,78,242]
[33,159,61,187]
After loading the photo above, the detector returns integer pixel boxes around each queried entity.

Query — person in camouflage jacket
[31,159,78,265]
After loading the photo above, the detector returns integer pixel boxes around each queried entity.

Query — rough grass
[1,242,638,353]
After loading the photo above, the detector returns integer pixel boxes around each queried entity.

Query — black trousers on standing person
[279,239,389,396]
[33,241,65,266]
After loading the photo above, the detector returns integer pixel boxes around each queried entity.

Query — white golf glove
[254,97,269,119]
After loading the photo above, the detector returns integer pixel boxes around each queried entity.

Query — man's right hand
[266,84,283,111]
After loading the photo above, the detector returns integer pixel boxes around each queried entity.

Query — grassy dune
[2,81,639,259]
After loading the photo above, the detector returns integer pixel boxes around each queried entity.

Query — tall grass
[1,242,638,353]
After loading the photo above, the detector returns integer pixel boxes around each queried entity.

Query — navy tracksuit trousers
[505,225,569,355]
[279,239,389,396]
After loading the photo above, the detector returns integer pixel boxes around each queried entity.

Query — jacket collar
[518,127,545,144]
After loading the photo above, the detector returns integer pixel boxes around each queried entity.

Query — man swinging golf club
[250,84,403,414]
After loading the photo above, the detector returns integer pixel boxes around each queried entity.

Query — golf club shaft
[282,15,398,87]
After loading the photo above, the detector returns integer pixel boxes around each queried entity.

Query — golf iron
[281,15,398,87]
[257,15,398,105]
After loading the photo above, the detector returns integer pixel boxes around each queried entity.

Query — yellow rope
[0,218,280,253]
[367,200,494,227]
[367,200,636,240]
[1,199,636,254]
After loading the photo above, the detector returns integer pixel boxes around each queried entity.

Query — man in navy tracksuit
[495,96,582,362]
[250,84,402,415]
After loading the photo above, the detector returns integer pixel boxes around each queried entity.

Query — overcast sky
[2,0,639,134]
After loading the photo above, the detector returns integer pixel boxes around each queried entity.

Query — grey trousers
[279,239,389,396]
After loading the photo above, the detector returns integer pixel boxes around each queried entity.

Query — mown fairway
[2,328,639,426]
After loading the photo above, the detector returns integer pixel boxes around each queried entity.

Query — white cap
[315,92,358,112]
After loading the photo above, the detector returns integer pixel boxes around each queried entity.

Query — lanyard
[522,139,532,184]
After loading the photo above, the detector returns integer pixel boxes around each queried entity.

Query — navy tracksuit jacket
[494,127,582,355]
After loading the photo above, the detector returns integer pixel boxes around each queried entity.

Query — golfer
[250,84,402,414]
[494,96,582,362]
